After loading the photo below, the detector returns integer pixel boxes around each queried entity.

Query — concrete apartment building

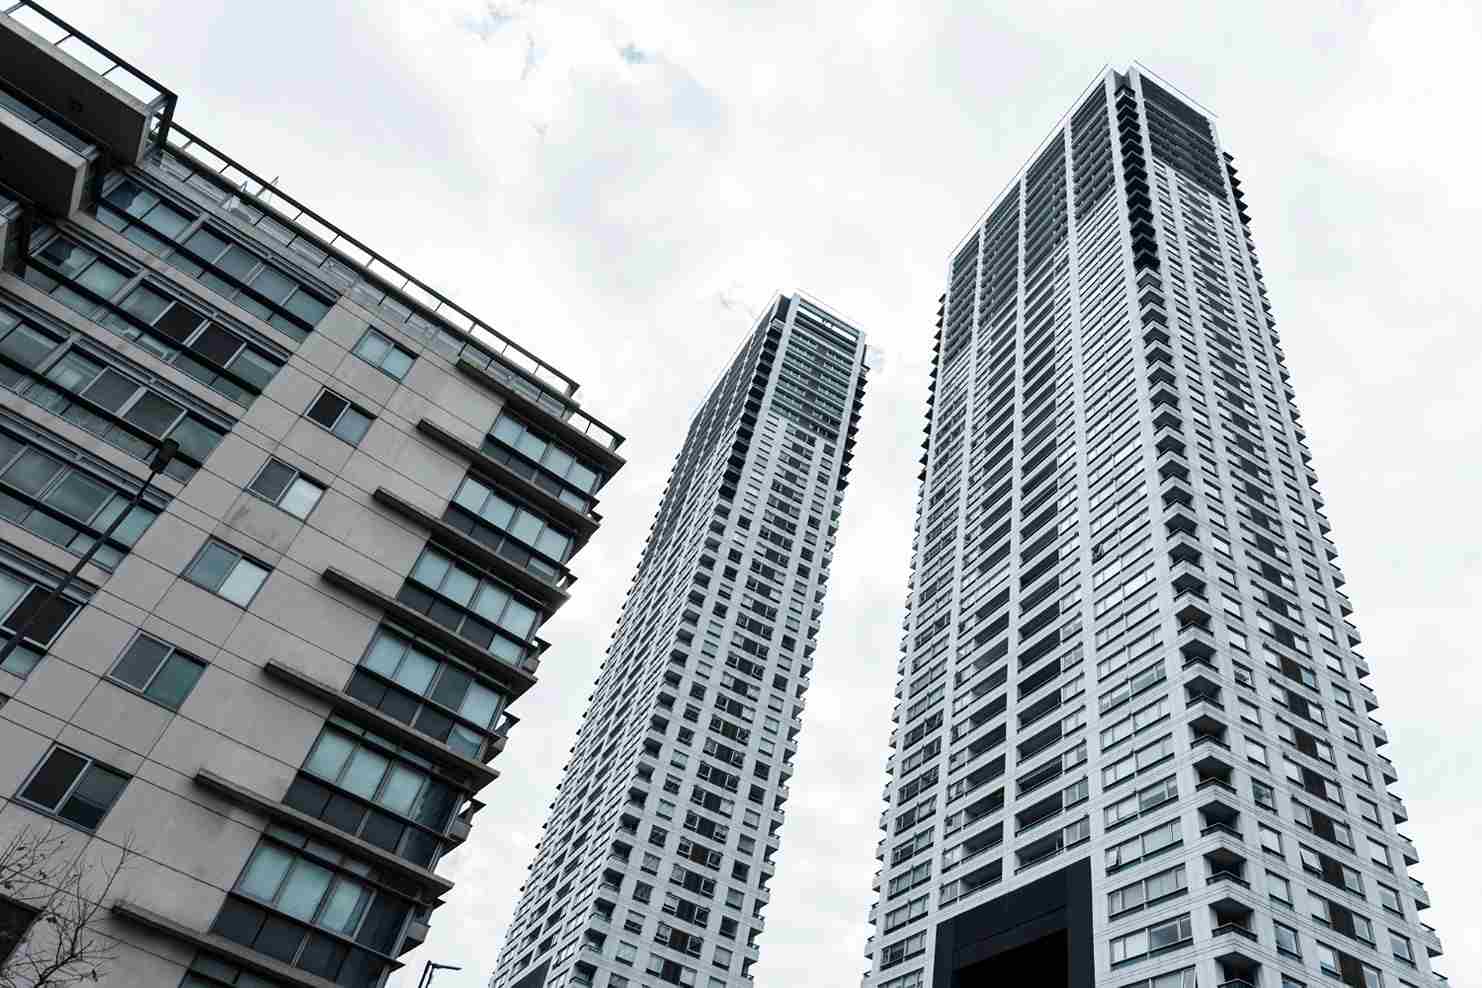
[0,3,625,986]
[489,294,868,988]
[860,68,1446,988]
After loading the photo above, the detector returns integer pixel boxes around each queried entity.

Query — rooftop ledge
[158,122,624,453]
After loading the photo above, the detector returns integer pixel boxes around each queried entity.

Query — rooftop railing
[157,124,624,452]
[1,0,176,150]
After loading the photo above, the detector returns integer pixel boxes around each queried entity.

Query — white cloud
[51,0,1482,984]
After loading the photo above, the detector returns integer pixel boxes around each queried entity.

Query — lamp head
[150,438,180,473]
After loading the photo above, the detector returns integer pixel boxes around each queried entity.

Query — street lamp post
[418,962,462,988]
[0,438,177,670]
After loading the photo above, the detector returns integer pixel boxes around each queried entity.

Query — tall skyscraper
[862,67,1444,988]
[491,294,868,988]
[0,4,624,987]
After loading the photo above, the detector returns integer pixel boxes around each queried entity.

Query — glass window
[96,176,333,343]
[185,541,270,606]
[248,458,324,519]
[0,429,158,571]
[353,330,415,380]
[400,546,545,658]
[219,831,405,984]
[347,627,510,757]
[109,633,206,709]
[0,566,82,678]
[305,389,372,445]
[1274,920,1301,956]
[17,746,129,830]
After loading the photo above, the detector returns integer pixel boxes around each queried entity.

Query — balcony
[1368,717,1389,747]
[0,1,176,162]
[1210,897,1258,942]
[1205,846,1248,887]
[322,565,541,697]
[1189,713,1229,750]
[1198,798,1242,840]
[1194,754,1235,792]
[1419,921,1443,957]
[1175,597,1212,631]
[0,79,99,215]
[1170,559,1207,596]
[1388,791,1409,824]
[1179,624,1217,665]
[1396,831,1419,865]
[373,487,573,607]
[416,419,600,537]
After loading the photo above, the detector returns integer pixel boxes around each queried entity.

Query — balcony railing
[2,0,177,149]
[154,125,624,452]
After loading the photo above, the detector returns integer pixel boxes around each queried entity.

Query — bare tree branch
[0,825,133,988]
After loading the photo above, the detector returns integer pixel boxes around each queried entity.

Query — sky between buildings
[56,0,1482,984]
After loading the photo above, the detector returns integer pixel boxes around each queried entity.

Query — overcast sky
[56,1,1482,984]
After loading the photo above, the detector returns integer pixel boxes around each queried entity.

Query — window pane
[0,323,62,368]
[169,417,222,463]
[362,633,404,678]
[429,664,471,711]
[76,258,128,299]
[535,527,571,561]
[319,878,370,935]
[250,460,296,502]
[307,391,347,428]
[411,551,451,590]
[230,348,277,391]
[44,471,112,521]
[188,542,237,590]
[186,228,229,260]
[470,582,507,621]
[339,747,390,800]
[451,478,488,514]
[381,348,413,379]
[5,589,77,644]
[280,478,322,519]
[124,392,184,435]
[334,408,371,444]
[190,324,242,366]
[305,730,355,781]
[355,332,390,364]
[392,646,438,695]
[5,452,65,503]
[111,635,170,689]
[460,680,503,728]
[59,765,128,829]
[378,764,423,816]
[439,567,478,608]
[252,266,295,304]
[502,598,538,639]
[21,748,87,809]
[218,559,268,605]
[146,653,206,708]
[276,860,331,921]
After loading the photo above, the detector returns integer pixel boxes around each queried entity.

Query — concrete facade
[490,295,868,988]
[0,4,624,987]
[861,67,1447,988]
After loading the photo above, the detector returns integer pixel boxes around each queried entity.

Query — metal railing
[1,0,176,149]
[155,124,625,451]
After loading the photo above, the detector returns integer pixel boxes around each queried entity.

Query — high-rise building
[0,4,625,987]
[491,294,868,988]
[861,67,1445,988]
